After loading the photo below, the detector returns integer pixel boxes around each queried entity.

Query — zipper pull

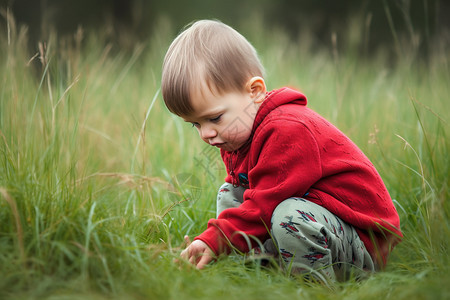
[228,151,239,187]
[230,170,238,187]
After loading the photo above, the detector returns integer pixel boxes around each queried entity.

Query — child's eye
[191,122,200,128]
[209,115,222,123]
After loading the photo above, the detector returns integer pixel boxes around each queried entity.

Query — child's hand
[180,235,214,269]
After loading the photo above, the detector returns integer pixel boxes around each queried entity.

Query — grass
[0,12,449,300]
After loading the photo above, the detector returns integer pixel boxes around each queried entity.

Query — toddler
[161,20,402,281]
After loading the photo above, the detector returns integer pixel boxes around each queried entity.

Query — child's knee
[270,198,335,261]
[271,198,326,245]
[217,182,234,196]
[270,198,335,279]
[216,182,245,217]
[217,182,245,203]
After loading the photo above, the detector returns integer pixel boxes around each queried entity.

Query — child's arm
[180,235,214,269]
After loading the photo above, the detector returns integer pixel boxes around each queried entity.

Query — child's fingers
[176,247,190,269]
[175,250,194,270]
[184,235,191,246]
[176,236,191,263]
[189,255,196,266]
[196,253,213,269]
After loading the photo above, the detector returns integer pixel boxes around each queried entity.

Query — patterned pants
[217,182,375,282]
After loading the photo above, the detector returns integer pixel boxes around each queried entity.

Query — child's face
[181,83,263,152]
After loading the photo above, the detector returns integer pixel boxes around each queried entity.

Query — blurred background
[1,0,449,58]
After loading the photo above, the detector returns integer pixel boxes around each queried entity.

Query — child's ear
[246,77,266,103]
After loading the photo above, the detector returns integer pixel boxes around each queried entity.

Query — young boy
[161,20,402,281]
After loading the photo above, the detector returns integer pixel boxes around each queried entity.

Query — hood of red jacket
[252,87,308,134]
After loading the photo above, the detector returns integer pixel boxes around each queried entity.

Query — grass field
[0,14,449,300]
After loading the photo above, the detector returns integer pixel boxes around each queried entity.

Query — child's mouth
[211,142,226,148]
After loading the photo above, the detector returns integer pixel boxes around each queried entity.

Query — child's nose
[200,126,217,140]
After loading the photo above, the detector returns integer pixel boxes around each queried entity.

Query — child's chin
[222,143,242,152]
[220,144,234,152]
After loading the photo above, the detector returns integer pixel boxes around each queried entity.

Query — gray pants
[216,182,375,282]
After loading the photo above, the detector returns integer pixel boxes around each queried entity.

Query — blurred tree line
[0,0,448,57]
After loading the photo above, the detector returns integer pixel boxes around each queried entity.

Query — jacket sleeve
[195,117,323,255]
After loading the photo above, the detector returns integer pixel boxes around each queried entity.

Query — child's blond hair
[161,20,264,116]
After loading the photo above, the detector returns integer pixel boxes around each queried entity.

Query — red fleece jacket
[195,87,402,266]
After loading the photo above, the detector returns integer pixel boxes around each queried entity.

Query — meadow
[0,14,449,299]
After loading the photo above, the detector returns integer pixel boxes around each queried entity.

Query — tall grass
[0,11,449,300]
